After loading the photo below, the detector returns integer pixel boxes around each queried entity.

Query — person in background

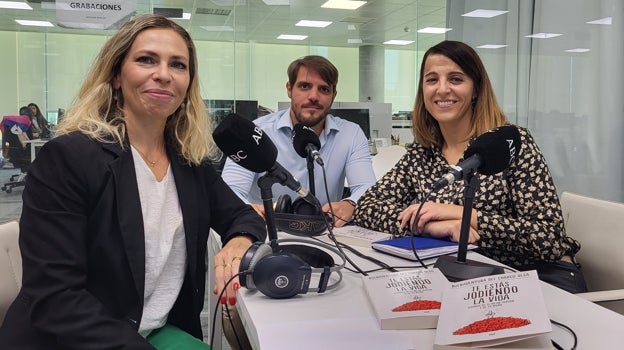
[27,102,51,139]
[0,14,266,349]
[222,55,376,228]
[354,40,587,294]
[219,55,376,350]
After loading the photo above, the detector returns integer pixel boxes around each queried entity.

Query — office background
[0,0,622,203]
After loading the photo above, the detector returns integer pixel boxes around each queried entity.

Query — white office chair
[560,191,624,315]
[0,220,21,324]
[201,229,223,349]
[371,145,406,180]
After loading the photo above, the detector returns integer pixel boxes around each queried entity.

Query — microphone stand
[306,153,316,195]
[257,174,280,250]
[434,173,504,281]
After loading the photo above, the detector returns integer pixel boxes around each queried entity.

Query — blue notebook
[371,236,477,261]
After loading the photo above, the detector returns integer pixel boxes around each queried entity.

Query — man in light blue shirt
[221,55,376,228]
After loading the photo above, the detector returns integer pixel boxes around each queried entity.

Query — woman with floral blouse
[354,40,587,293]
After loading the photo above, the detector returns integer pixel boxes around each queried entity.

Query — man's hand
[322,200,356,227]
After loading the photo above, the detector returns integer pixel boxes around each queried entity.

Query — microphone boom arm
[257,174,281,247]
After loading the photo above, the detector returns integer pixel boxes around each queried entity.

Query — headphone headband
[239,238,345,298]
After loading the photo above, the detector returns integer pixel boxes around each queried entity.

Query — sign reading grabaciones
[68,2,123,10]
[56,0,134,29]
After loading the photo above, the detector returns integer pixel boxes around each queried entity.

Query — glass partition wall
[0,0,622,201]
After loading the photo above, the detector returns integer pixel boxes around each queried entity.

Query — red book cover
[434,270,551,348]
[362,268,449,329]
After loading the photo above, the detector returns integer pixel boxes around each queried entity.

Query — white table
[23,139,47,162]
[236,238,624,349]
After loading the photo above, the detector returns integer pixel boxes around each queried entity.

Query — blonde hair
[412,40,508,148]
[56,14,216,165]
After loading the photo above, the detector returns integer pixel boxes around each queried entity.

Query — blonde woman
[0,14,266,349]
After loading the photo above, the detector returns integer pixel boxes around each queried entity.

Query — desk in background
[236,237,624,349]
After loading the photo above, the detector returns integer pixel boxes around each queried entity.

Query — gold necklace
[132,144,160,168]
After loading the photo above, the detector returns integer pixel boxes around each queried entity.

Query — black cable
[318,163,368,276]
[311,235,397,272]
[210,271,248,350]
[551,319,578,350]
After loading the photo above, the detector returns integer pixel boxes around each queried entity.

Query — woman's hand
[422,219,480,244]
[212,235,254,307]
[398,202,478,235]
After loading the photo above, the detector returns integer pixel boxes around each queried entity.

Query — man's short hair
[287,55,338,92]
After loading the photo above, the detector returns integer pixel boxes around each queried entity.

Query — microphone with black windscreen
[433,125,521,190]
[433,125,521,282]
[213,114,343,299]
[292,124,324,166]
[212,113,320,209]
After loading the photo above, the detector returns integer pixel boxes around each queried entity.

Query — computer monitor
[204,99,258,126]
[330,108,371,139]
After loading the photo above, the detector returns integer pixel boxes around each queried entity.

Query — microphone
[433,125,520,190]
[212,113,321,208]
[292,124,324,166]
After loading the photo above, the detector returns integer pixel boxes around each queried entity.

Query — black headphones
[273,194,329,236]
[239,238,345,299]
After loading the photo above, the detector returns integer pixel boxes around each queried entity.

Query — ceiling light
[586,17,612,25]
[296,20,332,28]
[182,13,191,20]
[477,44,508,49]
[347,38,362,44]
[462,9,508,18]
[383,40,414,46]
[524,33,562,39]
[262,0,290,4]
[347,24,356,30]
[321,0,366,10]
[0,1,32,10]
[201,25,234,32]
[565,48,590,53]
[278,34,308,40]
[16,20,54,27]
[417,27,452,34]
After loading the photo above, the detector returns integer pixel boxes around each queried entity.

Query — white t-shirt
[131,146,186,337]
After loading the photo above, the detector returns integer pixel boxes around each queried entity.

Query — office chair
[371,145,406,180]
[560,191,624,315]
[0,220,21,324]
[1,115,32,193]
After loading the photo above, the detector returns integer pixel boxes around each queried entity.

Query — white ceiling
[0,0,613,55]
[1,0,448,50]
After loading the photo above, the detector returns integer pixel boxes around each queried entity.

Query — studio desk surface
[235,233,624,350]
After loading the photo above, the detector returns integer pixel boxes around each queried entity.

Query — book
[434,270,552,349]
[321,224,392,247]
[362,268,449,330]
[371,236,477,261]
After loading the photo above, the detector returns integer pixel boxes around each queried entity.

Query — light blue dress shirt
[221,109,376,206]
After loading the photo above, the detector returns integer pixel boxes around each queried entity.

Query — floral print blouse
[354,126,580,268]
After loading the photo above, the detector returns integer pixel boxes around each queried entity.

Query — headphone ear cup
[274,195,293,214]
[239,242,272,291]
[291,197,321,216]
[253,252,311,299]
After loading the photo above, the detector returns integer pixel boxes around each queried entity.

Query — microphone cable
[550,319,578,350]
[211,270,249,350]
[316,161,369,276]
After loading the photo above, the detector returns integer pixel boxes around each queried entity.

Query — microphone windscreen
[212,113,278,173]
[463,125,520,175]
[292,124,321,159]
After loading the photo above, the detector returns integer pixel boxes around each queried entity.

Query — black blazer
[0,132,266,349]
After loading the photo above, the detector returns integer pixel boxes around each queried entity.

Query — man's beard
[294,103,327,128]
